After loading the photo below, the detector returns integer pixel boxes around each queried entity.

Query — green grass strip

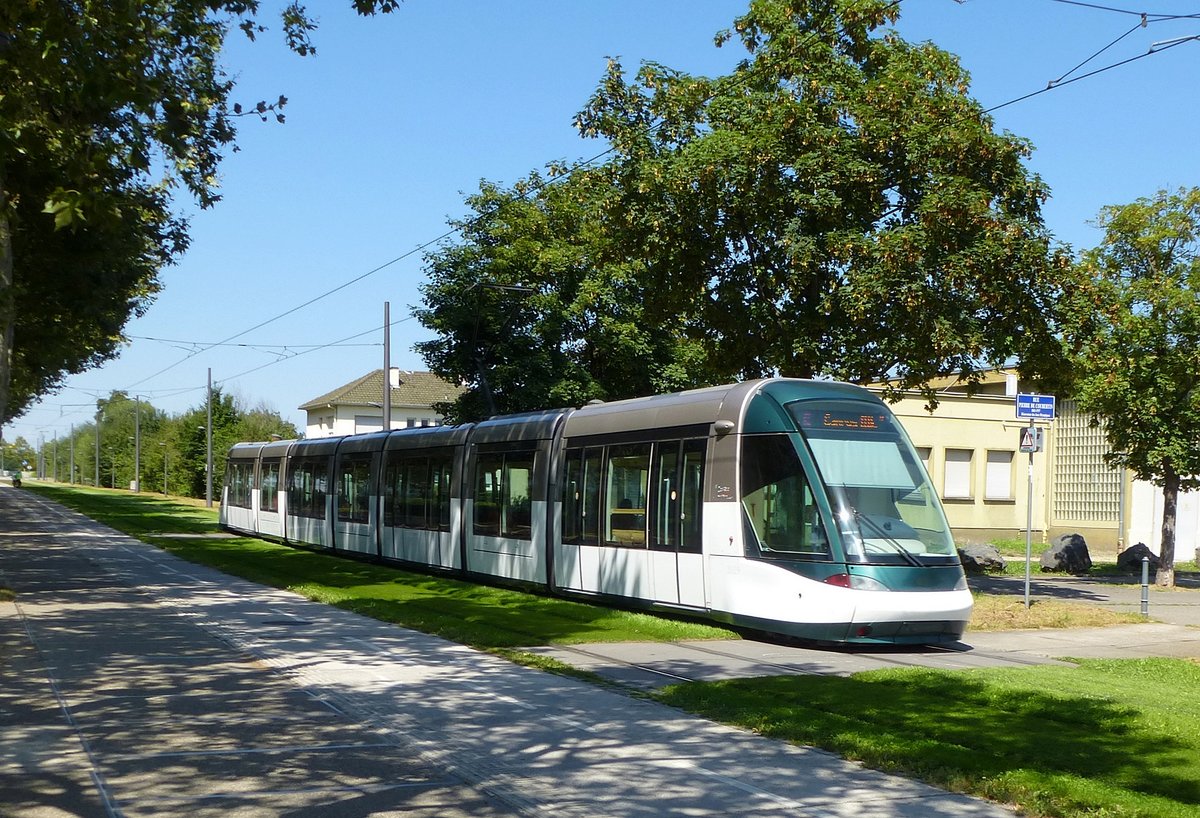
[24,483,736,647]
[655,659,1200,818]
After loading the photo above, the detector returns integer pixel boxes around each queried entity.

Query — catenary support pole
[134,396,140,492]
[205,368,213,508]
[383,301,391,432]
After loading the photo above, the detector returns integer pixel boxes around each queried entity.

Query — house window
[985,450,1015,501]
[915,446,932,476]
[354,415,383,434]
[943,449,973,499]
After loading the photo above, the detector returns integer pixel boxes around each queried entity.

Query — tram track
[532,634,1062,690]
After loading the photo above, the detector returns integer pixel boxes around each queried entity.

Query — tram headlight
[822,573,891,592]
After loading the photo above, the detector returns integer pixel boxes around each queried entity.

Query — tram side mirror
[713,420,735,436]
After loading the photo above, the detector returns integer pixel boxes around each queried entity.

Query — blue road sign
[1015,392,1055,420]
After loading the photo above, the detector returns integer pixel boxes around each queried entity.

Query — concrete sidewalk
[0,488,1019,818]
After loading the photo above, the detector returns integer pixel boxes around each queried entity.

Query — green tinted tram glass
[789,400,957,563]
[740,435,831,559]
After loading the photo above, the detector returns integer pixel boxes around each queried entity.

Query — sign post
[1016,394,1054,608]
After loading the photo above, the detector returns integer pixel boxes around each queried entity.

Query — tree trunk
[1158,467,1179,587]
[0,178,13,435]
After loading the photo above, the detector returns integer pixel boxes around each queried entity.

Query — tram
[220,379,972,644]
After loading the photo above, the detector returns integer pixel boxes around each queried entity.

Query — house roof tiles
[298,370,463,411]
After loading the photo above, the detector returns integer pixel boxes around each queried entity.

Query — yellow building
[877,371,1126,555]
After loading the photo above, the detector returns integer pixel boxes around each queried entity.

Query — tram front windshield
[790,400,957,564]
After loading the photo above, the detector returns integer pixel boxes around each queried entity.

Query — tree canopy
[0,1,400,428]
[418,0,1070,421]
[1063,187,1200,586]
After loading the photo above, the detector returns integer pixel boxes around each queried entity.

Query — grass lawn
[23,483,736,647]
[969,592,1146,631]
[25,483,1200,817]
[656,658,1200,818]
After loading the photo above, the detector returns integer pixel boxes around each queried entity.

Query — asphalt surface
[3,487,1198,817]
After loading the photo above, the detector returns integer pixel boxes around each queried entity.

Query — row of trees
[26,391,296,499]
[416,2,1200,585]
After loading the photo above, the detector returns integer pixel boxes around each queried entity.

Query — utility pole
[69,426,75,484]
[206,368,213,507]
[95,409,101,487]
[134,396,141,492]
[383,301,391,432]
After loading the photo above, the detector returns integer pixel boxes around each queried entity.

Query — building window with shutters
[984,450,1015,501]
[943,449,974,500]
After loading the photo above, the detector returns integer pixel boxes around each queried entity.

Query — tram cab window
[790,400,957,561]
[740,435,830,558]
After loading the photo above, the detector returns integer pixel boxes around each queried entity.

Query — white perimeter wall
[1128,480,1200,563]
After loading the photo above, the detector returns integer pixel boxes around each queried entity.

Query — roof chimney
[389,367,403,389]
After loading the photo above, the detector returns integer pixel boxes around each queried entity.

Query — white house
[299,369,464,438]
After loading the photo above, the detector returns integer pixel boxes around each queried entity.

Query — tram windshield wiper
[849,508,926,568]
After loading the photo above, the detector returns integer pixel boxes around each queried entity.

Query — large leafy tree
[418,173,708,421]
[1064,187,1200,587]
[419,0,1070,417]
[0,1,399,427]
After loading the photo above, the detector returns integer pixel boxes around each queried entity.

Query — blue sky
[10,0,1199,448]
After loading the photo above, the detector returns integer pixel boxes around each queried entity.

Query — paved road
[0,488,1018,817]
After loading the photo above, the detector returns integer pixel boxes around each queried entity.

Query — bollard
[1141,555,1150,617]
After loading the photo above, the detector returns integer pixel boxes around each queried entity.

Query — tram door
[650,440,707,607]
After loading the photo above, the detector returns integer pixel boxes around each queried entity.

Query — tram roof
[562,378,880,438]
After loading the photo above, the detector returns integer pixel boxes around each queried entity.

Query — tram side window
[385,450,455,531]
[383,458,401,528]
[337,455,371,523]
[606,444,650,546]
[312,461,328,518]
[287,461,312,517]
[741,435,830,558]
[562,449,582,543]
[401,457,429,528]
[261,460,280,512]
[561,447,601,544]
[431,454,453,531]
[650,439,706,553]
[473,450,534,539]
[680,440,705,552]
[227,461,253,508]
[288,458,328,519]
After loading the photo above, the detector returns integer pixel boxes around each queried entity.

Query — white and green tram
[221,379,971,644]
